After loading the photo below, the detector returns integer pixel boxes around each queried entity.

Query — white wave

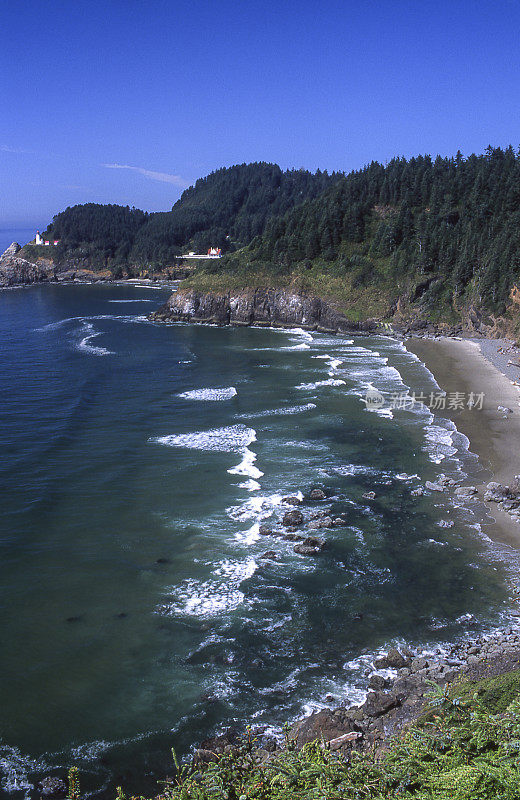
[328,464,380,477]
[251,343,311,351]
[0,745,44,796]
[327,358,342,375]
[423,422,457,464]
[311,355,330,360]
[227,492,292,524]
[77,322,114,356]
[177,387,237,401]
[296,379,346,390]
[286,327,314,341]
[237,403,316,419]
[158,558,258,618]
[36,313,152,332]
[151,424,256,453]
[228,444,264,489]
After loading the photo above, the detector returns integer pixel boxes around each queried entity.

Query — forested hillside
[38,163,340,267]
[25,147,520,325]
[234,146,520,318]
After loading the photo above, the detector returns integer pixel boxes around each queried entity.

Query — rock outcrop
[151,287,376,333]
[0,243,191,288]
[0,242,57,287]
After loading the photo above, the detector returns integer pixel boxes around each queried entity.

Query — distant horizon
[2,141,518,232]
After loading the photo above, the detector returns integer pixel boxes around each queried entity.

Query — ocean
[0,283,516,797]
[0,229,36,254]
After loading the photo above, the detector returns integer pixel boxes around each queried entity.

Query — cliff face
[152,287,376,332]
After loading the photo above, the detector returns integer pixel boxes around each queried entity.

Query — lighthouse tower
[35,231,43,245]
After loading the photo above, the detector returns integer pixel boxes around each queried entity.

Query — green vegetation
[105,675,520,799]
[23,148,520,325]
[193,146,520,324]
[29,164,339,269]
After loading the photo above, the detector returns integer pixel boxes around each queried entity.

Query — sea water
[0,283,516,797]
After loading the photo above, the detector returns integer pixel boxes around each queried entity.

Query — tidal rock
[294,536,325,555]
[282,496,302,505]
[310,488,326,500]
[260,551,277,560]
[283,509,304,527]
[259,525,274,536]
[308,516,333,529]
[374,648,408,669]
[454,485,478,497]
[425,480,445,492]
[362,491,376,500]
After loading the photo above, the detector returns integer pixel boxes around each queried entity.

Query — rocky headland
[151,287,377,332]
[0,243,190,288]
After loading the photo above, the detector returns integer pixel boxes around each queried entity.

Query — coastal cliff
[151,286,377,332]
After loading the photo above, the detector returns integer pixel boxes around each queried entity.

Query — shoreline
[406,335,520,548]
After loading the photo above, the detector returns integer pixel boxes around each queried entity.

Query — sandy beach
[406,336,520,547]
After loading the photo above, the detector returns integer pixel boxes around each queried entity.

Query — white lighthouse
[35,231,43,245]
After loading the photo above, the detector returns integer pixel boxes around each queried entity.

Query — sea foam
[177,387,237,401]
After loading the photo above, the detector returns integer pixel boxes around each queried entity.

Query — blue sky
[1,0,519,228]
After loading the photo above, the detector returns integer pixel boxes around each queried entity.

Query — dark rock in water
[374,648,408,669]
[282,496,302,505]
[39,777,67,797]
[309,488,326,500]
[425,480,445,493]
[283,509,304,527]
[282,532,304,541]
[294,536,325,555]
[116,612,128,619]
[156,557,171,564]
[308,515,333,529]
[258,525,274,536]
[260,550,277,560]
[65,616,83,623]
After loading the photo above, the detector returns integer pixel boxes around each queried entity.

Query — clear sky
[1,0,519,228]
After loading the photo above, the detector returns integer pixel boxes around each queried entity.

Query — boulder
[309,488,326,500]
[454,485,478,497]
[425,480,445,492]
[308,516,333,529]
[283,509,304,527]
[368,674,388,691]
[374,648,408,669]
[282,496,302,505]
[260,551,277,560]
[363,691,400,717]
[259,525,274,536]
[294,536,325,555]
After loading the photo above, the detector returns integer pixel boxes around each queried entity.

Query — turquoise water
[0,283,515,797]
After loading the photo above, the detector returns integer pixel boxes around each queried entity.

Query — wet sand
[406,336,520,547]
